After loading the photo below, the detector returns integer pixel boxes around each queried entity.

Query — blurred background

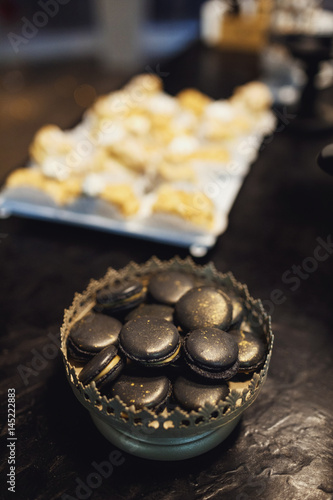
[0,0,333,178]
[0,0,204,65]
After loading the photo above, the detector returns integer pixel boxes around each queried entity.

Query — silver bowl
[61,257,274,460]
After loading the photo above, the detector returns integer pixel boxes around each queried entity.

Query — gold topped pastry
[157,162,197,183]
[29,124,74,164]
[124,74,163,95]
[6,168,44,190]
[100,184,140,216]
[152,185,215,229]
[200,118,252,141]
[6,167,81,205]
[42,177,81,205]
[177,88,212,115]
[92,90,140,121]
[232,81,273,112]
[164,136,230,164]
[190,146,231,163]
[104,137,155,174]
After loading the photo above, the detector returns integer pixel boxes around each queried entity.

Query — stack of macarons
[67,271,268,412]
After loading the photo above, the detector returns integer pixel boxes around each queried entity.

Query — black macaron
[67,312,122,362]
[95,279,146,315]
[148,271,195,305]
[78,344,125,389]
[173,375,229,412]
[119,317,181,367]
[125,303,174,323]
[228,329,267,373]
[175,286,232,332]
[184,327,239,380]
[107,374,171,410]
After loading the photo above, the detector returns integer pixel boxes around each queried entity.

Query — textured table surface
[0,43,333,500]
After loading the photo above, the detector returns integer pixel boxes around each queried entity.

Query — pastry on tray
[152,184,216,230]
[99,184,141,217]
[177,88,213,115]
[231,81,273,113]
[5,167,81,205]
[3,74,275,229]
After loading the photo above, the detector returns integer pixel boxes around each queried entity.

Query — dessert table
[1,42,333,500]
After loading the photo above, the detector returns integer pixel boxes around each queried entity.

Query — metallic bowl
[61,256,274,461]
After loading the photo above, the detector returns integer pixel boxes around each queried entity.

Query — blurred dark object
[0,0,200,70]
[229,0,240,15]
[0,0,20,23]
[322,0,333,10]
[0,0,92,29]
[150,0,205,20]
[317,142,333,174]
[284,34,333,132]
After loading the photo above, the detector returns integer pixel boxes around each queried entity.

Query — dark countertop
[1,43,333,500]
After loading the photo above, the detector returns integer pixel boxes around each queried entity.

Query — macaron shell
[68,312,122,361]
[229,329,267,372]
[108,374,171,409]
[148,271,195,305]
[185,357,239,381]
[95,280,146,313]
[173,376,229,411]
[78,344,125,387]
[184,328,239,380]
[96,280,143,303]
[175,286,232,331]
[185,328,238,369]
[119,317,180,364]
[125,304,174,323]
[67,340,91,363]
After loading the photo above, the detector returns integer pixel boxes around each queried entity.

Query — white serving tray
[0,173,245,257]
[0,104,276,256]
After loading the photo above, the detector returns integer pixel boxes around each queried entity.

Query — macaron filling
[78,345,125,388]
[148,342,181,366]
[93,355,122,383]
[119,317,181,367]
[95,280,146,313]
